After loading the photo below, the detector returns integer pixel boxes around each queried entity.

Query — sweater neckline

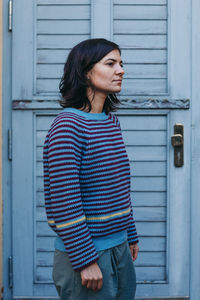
[63,107,109,120]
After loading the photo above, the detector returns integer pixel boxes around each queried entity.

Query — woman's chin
[114,87,122,93]
[108,87,122,94]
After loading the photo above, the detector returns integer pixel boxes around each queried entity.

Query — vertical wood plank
[2,0,12,298]
[166,1,191,296]
[12,111,34,296]
[91,0,113,39]
[168,110,190,296]
[12,0,34,99]
[190,0,200,299]
[168,0,191,98]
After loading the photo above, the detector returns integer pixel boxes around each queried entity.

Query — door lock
[171,123,184,167]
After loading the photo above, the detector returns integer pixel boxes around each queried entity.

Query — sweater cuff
[127,224,139,244]
[75,255,99,272]
[128,240,139,245]
[62,236,99,271]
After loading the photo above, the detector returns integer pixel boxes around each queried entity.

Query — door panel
[113,0,168,96]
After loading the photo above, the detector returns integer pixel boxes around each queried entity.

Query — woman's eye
[107,63,114,66]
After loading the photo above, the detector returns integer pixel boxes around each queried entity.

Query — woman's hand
[129,243,139,261]
[80,262,103,291]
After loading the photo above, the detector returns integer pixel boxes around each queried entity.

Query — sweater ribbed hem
[55,230,128,253]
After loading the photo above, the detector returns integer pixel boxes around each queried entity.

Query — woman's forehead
[101,50,122,61]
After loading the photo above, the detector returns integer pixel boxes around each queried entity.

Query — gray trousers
[53,241,136,300]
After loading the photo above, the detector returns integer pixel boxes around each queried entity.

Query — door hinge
[8,128,12,161]
[8,256,13,289]
[8,0,13,32]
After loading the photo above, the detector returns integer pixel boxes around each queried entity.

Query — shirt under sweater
[43,107,138,271]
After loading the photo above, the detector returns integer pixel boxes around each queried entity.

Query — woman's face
[87,49,125,95]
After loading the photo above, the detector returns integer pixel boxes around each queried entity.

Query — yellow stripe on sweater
[48,220,55,224]
[49,216,86,228]
[86,208,131,221]
[48,208,130,228]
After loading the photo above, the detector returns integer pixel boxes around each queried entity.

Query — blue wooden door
[11,0,191,298]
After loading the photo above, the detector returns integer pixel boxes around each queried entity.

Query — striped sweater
[43,107,138,271]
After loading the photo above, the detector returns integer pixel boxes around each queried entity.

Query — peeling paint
[12,100,32,110]
[120,98,190,109]
[12,99,190,110]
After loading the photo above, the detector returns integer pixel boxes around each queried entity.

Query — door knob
[171,123,184,167]
[171,134,183,147]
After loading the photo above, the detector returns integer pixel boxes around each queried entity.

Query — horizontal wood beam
[12,98,190,110]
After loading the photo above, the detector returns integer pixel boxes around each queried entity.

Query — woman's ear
[86,69,93,80]
[86,72,90,81]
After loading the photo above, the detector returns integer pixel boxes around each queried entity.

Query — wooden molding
[12,98,190,110]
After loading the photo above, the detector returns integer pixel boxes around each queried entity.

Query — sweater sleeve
[127,206,139,244]
[43,118,99,271]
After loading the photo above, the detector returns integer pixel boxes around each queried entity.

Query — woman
[43,38,139,300]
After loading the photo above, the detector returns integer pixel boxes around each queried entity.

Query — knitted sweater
[43,108,138,271]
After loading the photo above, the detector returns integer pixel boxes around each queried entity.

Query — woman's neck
[86,88,107,113]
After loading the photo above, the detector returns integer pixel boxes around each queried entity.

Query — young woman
[43,38,139,300]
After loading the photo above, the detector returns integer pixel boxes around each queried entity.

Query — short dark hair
[59,38,121,113]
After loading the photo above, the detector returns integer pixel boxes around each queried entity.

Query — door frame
[2,0,12,299]
[190,0,200,299]
[3,0,200,299]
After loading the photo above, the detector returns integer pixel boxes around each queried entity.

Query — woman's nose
[116,65,125,75]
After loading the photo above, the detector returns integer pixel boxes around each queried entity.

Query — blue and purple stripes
[43,108,138,270]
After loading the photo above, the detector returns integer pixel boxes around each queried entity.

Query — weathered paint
[12,98,190,110]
